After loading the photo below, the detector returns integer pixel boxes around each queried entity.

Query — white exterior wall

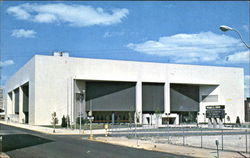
[4,57,36,124]
[18,86,25,123]
[4,55,244,125]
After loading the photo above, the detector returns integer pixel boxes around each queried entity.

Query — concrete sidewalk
[0,121,106,135]
[95,137,250,158]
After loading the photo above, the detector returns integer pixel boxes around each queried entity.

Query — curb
[0,121,105,136]
[89,138,147,150]
[0,122,52,135]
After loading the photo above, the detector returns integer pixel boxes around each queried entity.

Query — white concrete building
[0,88,3,109]
[4,53,245,125]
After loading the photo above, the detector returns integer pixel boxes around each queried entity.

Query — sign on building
[206,105,225,118]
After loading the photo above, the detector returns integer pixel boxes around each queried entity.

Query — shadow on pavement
[1,134,53,152]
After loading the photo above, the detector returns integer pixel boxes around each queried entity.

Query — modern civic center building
[4,52,245,125]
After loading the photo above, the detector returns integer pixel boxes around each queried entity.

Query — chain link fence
[109,124,250,153]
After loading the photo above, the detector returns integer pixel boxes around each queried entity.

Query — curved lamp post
[219,25,250,49]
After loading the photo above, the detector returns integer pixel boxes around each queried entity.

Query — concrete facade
[4,54,245,125]
[0,88,3,109]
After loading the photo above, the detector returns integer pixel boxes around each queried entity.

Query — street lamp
[219,25,250,49]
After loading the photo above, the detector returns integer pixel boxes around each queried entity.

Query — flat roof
[35,54,244,70]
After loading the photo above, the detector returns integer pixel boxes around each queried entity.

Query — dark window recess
[22,85,29,113]
[14,88,19,114]
[170,84,200,112]
[142,83,164,113]
[85,81,136,111]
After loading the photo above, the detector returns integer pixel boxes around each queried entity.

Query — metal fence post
[221,129,224,150]
[216,140,219,158]
[167,122,170,143]
[0,136,2,154]
[112,124,114,136]
[201,127,203,148]
[246,129,248,153]
[183,126,185,146]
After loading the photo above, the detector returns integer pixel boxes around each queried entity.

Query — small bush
[236,116,241,125]
[61,115,67,128]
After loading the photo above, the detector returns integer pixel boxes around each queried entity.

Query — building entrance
[178,112,198,124]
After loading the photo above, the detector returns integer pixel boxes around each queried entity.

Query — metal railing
[109,124,250,153]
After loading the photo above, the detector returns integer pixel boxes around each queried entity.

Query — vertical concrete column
[136,81,142,124]
[208,118,213,128]
[112,112,115,124]
[71,77,75,124]
[164,82,170,114]
[6,92,13,119]
[67,77,69,122]
[18,87,25,123]
[12,91,15,114]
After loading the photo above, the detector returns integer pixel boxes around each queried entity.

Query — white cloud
[127,32,244,63]
[11,29,36,38]
[7,5,31,20]
[103,31,124,38]
[225,50,250,64]
[0,60,14,67]
[7,3,129,27]
[245,75,250,98]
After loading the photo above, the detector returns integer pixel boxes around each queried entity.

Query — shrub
[61,115,67,128]
[236,116,241,125]
[227,116,231,122]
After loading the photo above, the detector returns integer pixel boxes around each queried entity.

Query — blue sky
[0,1,249,98]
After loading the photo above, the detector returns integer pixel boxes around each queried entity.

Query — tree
[236,116,241,126]
[51,112,59,133]
[227,116,231,123]
[61,115,67,128]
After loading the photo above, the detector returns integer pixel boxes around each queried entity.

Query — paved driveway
[0,123,191,158]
